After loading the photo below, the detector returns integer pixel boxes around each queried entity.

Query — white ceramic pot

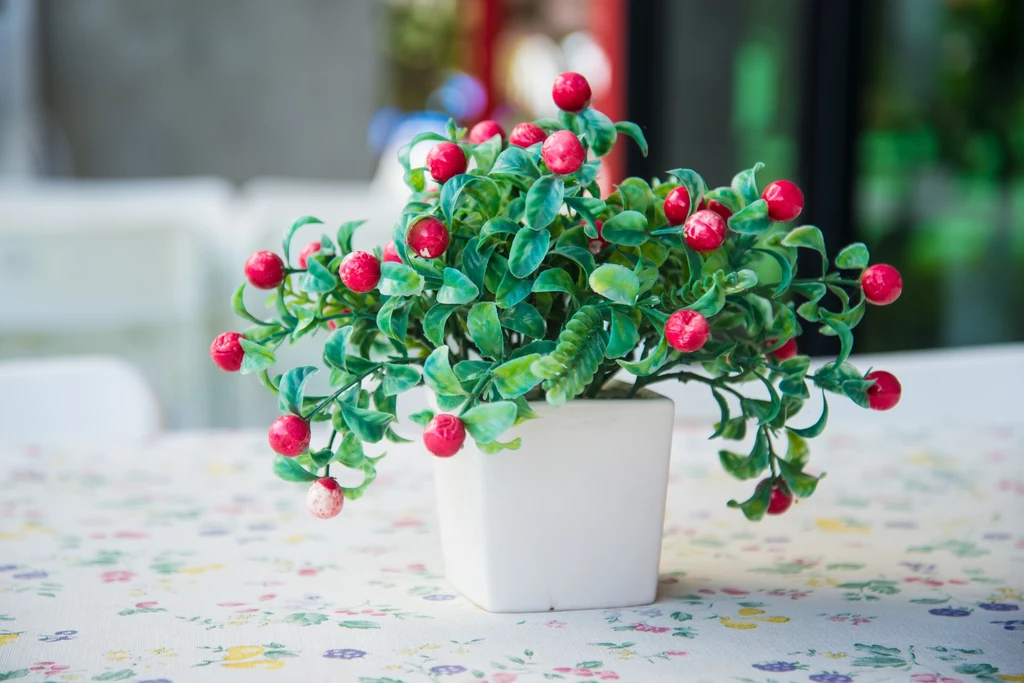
[432,387,675,613]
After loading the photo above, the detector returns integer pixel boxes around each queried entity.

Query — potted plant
[210,72,904,613]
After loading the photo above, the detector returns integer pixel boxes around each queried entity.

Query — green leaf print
[283,612,329,626]
[339,620,382,629]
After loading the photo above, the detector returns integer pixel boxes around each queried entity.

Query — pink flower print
[298,568,318,576]
[665,651,688,656]
[911,676,965,683]
[136,602,158,609]
[721,588,750,595]
[490,674,518,683]
[259,594,276,601]
[851,617,871,625]
[113,530,148,539]
[631,622,670,633]
[217,602,246,607]
[698,588,715,594]
[408,563,426,571]
[545,620,567,628]
[101,570,134,583]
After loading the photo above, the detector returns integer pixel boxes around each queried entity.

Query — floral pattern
[0,422,1021,682]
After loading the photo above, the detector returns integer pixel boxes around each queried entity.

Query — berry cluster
[212,72,903,520]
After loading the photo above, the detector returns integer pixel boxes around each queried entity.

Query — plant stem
[459,375,492,416]
[766,429,779,479]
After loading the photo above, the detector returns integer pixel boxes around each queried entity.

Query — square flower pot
[432,387,674,612]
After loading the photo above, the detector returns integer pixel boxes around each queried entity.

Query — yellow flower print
[396,649,416,656]
[105,650,130,662]
[0,633,19,646]
[994,588,1023,602]
[720,606,791,629]
[824,652,846,659]
[384,665,403,671]
[816,518,870,534]
[420,644,442,650]
[150,648,175,657]
[178,563,224,575]
[452,647,469,655]
[997,675,1024,682]
[223,660,284,670]
[806,578,841,587]
[223,646,264,661]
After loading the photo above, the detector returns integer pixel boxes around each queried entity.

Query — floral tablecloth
[1,420,1022,683]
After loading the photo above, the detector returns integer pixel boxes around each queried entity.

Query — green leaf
[382,363,421,396]
[334,431,363,466]
[589,264,639,305]
[835,242,869,270]
[495,271,534,308]
[685,282,725,318]
[436,267,480,305]
[461,401,518,443]
[290,306,318,342]
[309,448,333,468]
[454,360,493,381]
[564,196,606,235]
[727,479,772,521]
[322,326,352,370]
[730,162,764,205]
[532,267,577,298]
[720,417,748,440]
[239,338,276,375]
[273,455,318,482]
[703,186,743,214]
[776,457,824,498]
[278,366,318,416]
[617,336,668,376]
[231,283,277,327]
[782,225,828,269]
[788,393,828,438]
[299,257,336,293]
[551,246,596,277]
[338,620,382,630]
[755,373,782,425]
[579,108,617,156]
[378,262,424,297]
[509,228,551,278]
[779,375,810,399]
[819,313,854,367]
[708,388,731,438]
[532,305,607,406]
[500,302,546,339]
[469,133,502,172]
[423,304,458,347]
[525,175,564,230]
[461,237,494,290]
[751,248,793,297]
[423,347,467,396]
[282,216,324,266]
[841,379,874,409]
[605,310,640,359]
[376,296,410,342]
[785,429,810,468]
[468,302,504,360]
[335,220,365,255]
[440,174,475,224]
[408,409,435,427]
[601,210,648,246]
[667,169,707,213]
[491,146,539,179]
[340,404,393,443]
[727,198,771,234]
[719,429,769,480]
[614,121,648,156]
[491,354,543,398]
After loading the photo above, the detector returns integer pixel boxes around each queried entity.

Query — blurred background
[1,0,1022,430]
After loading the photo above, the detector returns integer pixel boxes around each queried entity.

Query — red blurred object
[590,0,627,190]
[466,0,502,120]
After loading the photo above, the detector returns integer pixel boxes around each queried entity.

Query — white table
[1,405,1022,682]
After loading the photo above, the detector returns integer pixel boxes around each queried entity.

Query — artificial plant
[211,72,904,521]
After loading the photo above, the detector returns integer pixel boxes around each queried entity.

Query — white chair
[0,356,160,444]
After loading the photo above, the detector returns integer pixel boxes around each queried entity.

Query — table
[1,419,1022,682]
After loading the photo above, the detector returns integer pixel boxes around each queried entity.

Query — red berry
[766,481,794,515]
[382,240,402,264]
[210,332,245,372]
[665,309,710,353]
[307,478,344,519]
[244,251,286,289]
[406,217,450,259]
[663,186,691,226]
[587,220,609,255]
[426,142,467,183]
[769,337,798,361]
[423,414,466,458]
[509,122,547,148]
[338,251,381,293]
[861,264,903,305]
[761,180,804,222]
[468,120,504,144]
[552,72,592,112]
[541,130,586,175]
[865,370,901,411]
[268,415,311,457]
[298,241,321,269]
[683,209,727,253]
[700,198,734,221]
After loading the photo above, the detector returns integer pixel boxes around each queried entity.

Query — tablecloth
[1,419,1022,682]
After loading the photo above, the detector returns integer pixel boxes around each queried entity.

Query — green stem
[766,429,779,479]
[459,375,492,417]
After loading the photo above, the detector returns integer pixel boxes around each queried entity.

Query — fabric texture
[1,421,1021,682]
